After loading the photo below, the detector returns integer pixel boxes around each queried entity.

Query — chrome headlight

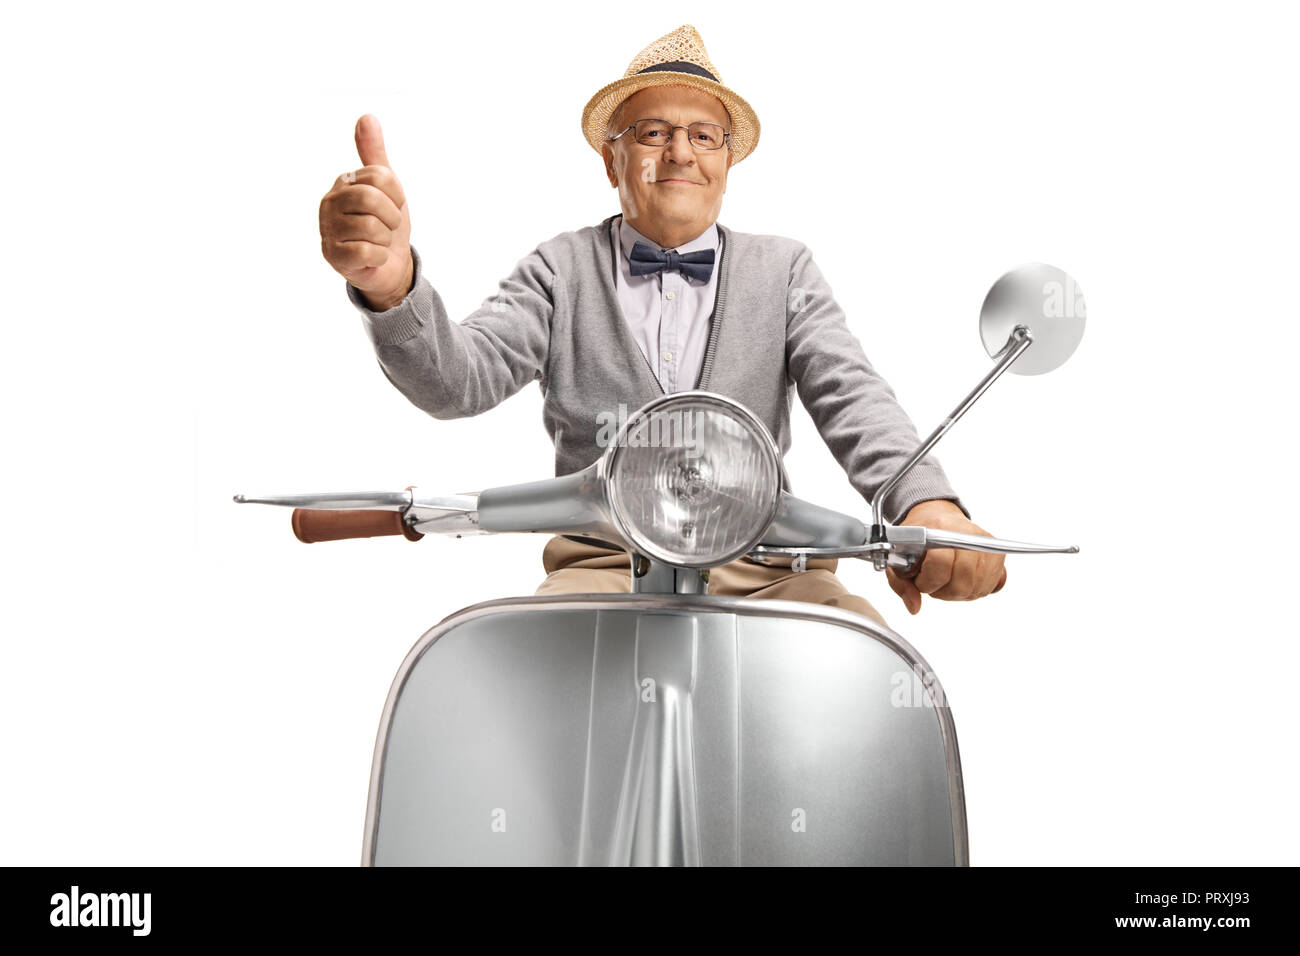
[601,392,782,568]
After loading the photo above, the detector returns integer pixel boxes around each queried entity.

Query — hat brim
[581,71,760,164]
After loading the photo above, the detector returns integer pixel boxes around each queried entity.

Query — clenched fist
[887,499,1008,615]
[319,114,414,312]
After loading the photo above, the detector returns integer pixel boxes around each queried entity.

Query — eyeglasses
[608,118,730,151]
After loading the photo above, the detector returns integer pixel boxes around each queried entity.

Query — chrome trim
[361,593,968,867]
[406,493,482,534]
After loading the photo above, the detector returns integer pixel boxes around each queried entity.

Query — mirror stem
[870,325,1034,542]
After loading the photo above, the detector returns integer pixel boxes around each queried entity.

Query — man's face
[602,85,733,243]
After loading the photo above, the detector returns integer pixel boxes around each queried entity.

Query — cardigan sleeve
[785,242,970,525]
[346,243,554,419]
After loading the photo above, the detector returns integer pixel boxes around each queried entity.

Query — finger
[887,568,922,615]
[932,549,979,601]
[324,212,392,247]
[346,166,407,212]
[954,550,990,600]
[322,238,389,271]
[969,551,995,600]
[992,566,1008,594]
[355,114,392,169]
[912,548,954,595]
[332,182,404,230]
[973,554,1005,600]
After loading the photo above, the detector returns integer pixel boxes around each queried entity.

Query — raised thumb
[355,114,392,168]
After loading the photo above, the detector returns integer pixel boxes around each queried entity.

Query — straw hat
[581,24,760,164]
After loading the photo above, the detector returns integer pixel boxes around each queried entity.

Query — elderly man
[317,24,1005,626]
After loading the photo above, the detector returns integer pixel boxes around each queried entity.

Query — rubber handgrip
[291,509,424,543]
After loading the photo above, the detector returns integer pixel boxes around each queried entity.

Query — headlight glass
[605,394,781,568]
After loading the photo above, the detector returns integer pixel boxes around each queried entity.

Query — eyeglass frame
[607,118,732,152]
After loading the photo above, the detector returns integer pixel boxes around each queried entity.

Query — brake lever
[883,525,1079,575]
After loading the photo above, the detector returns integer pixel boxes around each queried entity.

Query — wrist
[360,254,415,312]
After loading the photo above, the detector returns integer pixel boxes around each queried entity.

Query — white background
[2,0,1296,865]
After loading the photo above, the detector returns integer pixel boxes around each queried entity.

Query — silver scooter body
[364,594,966,866]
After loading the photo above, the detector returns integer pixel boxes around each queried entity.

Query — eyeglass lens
[632,120,727,150]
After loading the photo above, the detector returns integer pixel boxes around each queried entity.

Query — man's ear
[602,144,619,188]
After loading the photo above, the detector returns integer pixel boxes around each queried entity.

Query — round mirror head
[979,263,1086,374]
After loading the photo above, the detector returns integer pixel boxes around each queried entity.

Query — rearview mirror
[979,263,1086,375]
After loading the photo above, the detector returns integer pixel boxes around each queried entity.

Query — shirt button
[663,351,674,362]
[665,291,675,301]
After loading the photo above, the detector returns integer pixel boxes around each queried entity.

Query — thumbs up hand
[319,114,414,311]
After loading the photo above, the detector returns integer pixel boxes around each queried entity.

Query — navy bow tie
[628,239,716,282]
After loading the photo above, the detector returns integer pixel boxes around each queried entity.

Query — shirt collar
[618,216,719,263]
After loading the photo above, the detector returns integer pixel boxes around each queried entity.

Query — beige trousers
[534,535,889,629]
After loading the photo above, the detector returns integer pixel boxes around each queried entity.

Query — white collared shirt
[612,215,722,393]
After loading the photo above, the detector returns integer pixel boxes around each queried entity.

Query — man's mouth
[657,178,701,184]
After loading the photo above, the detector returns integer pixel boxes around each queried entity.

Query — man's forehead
[618,86,729,122]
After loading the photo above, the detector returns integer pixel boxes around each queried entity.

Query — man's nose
[662,127,697,165]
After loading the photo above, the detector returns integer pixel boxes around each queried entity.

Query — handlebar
[235,486,1077,573]
[233,490,482,538]
[746,524,1079,574]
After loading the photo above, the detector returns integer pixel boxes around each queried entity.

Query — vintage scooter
[235,263,1084,866]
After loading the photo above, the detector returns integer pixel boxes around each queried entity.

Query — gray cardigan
[346,214,966,525]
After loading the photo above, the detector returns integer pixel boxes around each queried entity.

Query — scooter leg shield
[362,594,967,866]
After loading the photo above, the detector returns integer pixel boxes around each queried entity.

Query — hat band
[634,60,719,82]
